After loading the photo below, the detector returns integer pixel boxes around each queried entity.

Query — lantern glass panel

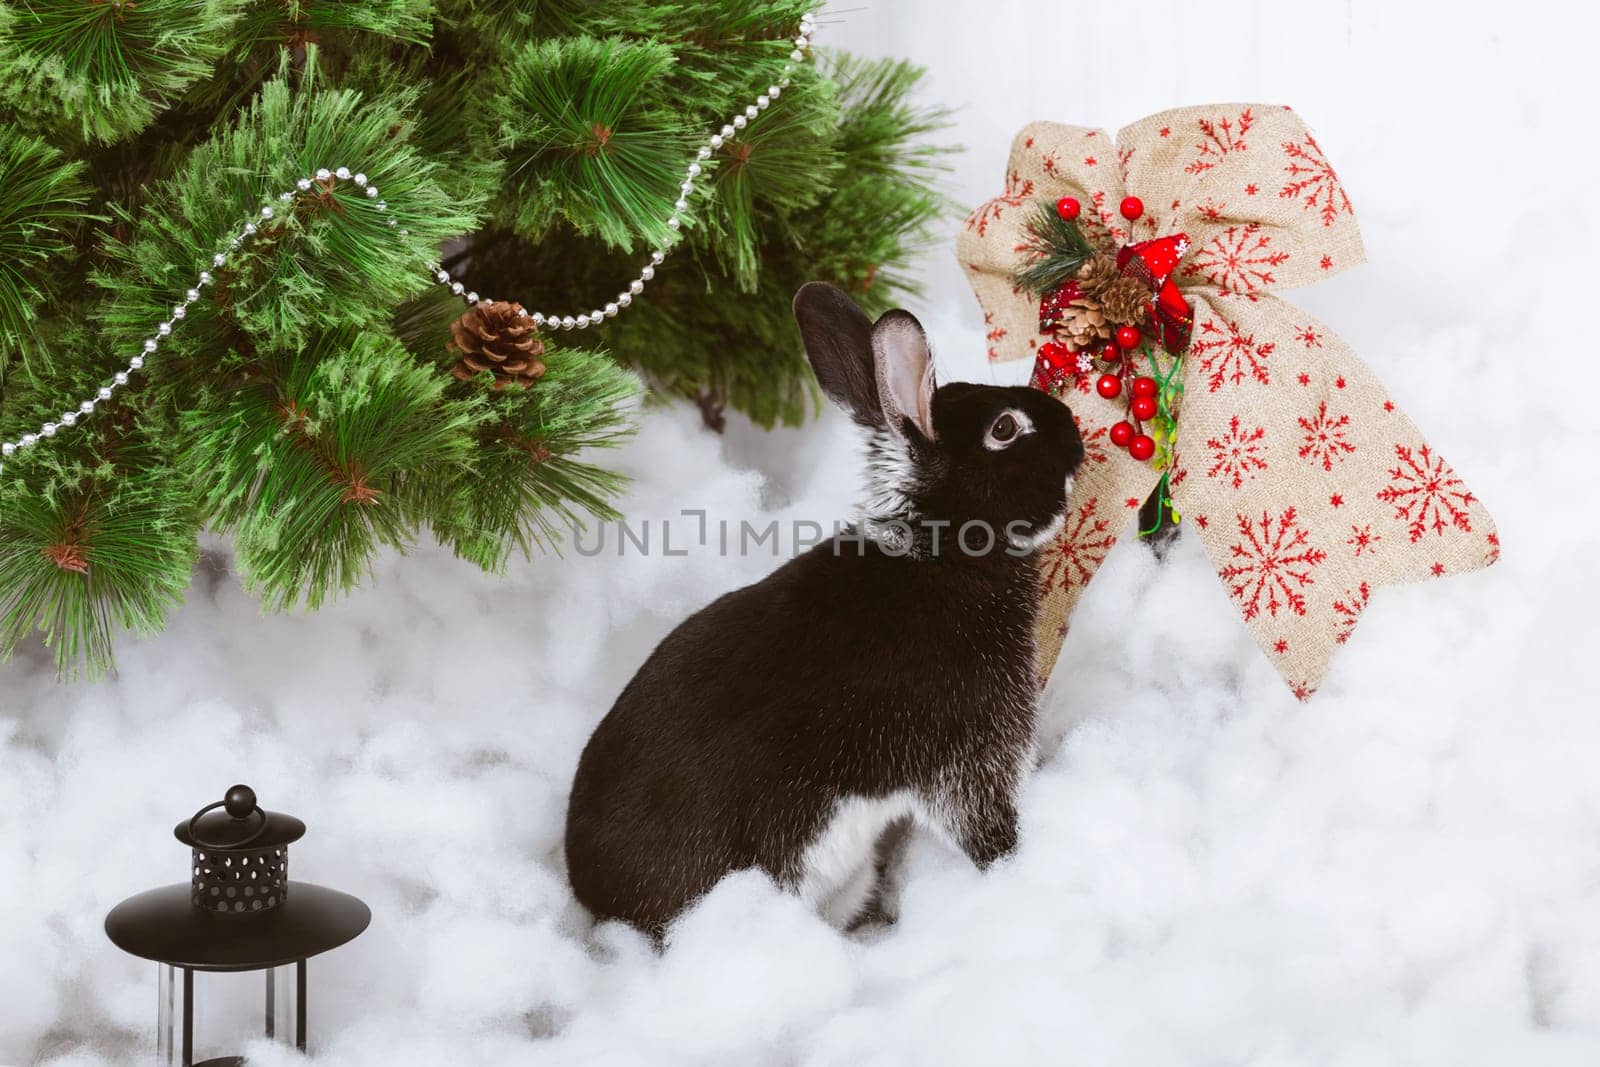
[152,963,304,1065]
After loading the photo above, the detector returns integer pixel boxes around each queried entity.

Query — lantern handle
[186,800,268,849]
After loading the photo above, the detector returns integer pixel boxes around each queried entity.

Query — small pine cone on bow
[1058,294,1113,352]
[448,301,546,388]
[1076,254,1153,333]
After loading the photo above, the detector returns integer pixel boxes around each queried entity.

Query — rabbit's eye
[985,410,1031,450]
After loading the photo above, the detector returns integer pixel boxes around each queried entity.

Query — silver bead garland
[0,14,816,477]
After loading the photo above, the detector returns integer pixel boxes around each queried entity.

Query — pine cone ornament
[1075,254,1152,335]
[448,301,546,388]
[1055,289,1113,352]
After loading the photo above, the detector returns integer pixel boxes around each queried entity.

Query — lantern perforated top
[106,783,369,973]
[175,784,305,914]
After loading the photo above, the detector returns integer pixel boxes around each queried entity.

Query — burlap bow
[959,104,1498,698]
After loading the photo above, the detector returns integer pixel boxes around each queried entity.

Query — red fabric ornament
[1128,434,1156,461]
[1095,374,1122,399]
[1030,340,1074,392]
[1115,325,1141,350]
[1109,420,1134,447]
[1056,196,1081,221]
[1131,395,1158,420]
[1037,280,1081,333]
[1037,340,1070,370]
[1132,376,1158,397]
[1119,196,1144,220]
[1116,234,1194,352]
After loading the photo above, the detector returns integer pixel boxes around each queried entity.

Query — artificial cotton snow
[3,0,1599,1063]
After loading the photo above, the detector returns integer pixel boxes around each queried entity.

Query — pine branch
[0,0,247,142]
[701,63,841,290]
[0,433,198,679]
[244,0,433,47]
[429,347,640,569]
[92,68,481,364]
[394,283,640,569]
[182,328,483,610]
[494,36,694,250]
[0,131,99,385]
[1011,199,1094,297]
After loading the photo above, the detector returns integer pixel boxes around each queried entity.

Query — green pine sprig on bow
[1011,199,1094,298]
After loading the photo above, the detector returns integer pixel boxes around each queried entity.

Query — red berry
[1095,374,1122,399]
[1132,376,1158,397]
[1119,196,1144,220]
[1099,343,1120,363]
[1128,434,1156,461]
[1115,325,1141,350]
[1131,395,1158,420]
[1109,420,1135,447]
[1036,340,1070,371]
[1056,197,1081,221]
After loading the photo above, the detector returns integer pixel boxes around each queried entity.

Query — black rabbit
[565,282,1085,935]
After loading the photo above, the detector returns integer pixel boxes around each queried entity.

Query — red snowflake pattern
[1295,325,1323,348]
[1205,415,1269,489]
[1219,507,1327,621]
[1332,582,1370,645]
[1376,443,1476,542]
[1073,415,1110,467]
[1485,532,1501,565]
[1185,106,1254,175]
[1083,190,1130,245]
[968,171,1033,237]
[1346,523,1380,557]
[1181,223,1289,297]
[1190,317,1275,392]
[1297,401,1356,472]
[983,310,1006,362]
[1040,498,1117,594]
[1280,134,1353,227]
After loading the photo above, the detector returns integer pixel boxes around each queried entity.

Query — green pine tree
[0,1,950,678]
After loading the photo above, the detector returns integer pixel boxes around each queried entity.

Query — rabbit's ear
[872,309,936,442]
[794,282,882,425]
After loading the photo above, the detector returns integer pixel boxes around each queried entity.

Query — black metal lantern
[105,785,371,1066]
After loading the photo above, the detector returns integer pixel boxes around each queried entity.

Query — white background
[3,2,1598,1064]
